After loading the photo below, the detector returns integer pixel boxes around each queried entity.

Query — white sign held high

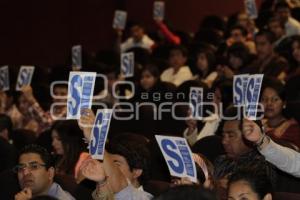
[89,109,113,160]
[153,1,165,21]
[113,10,127,30]
[67,72,96,119]
[16,66,35,91]
[0,66,9,91]
[121,52,134,78]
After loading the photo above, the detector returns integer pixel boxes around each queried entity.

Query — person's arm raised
[79,109,128,193]
[242,118,300,178]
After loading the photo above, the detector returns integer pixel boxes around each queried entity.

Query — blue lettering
[68,75,82,116]
[161,139,184,174]
[234,77,243,105]
[90,112,103,155]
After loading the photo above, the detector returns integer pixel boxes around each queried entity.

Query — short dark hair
[106,133,151,185]
[0,114,13,135]
[19,144,54,169]
[142,64,160,79]
[268,17,285,29]
[228,167,273,199]
[228,42,251,64]
[255,29,277,44]
[169,45,188,57]
[275,1,290,11]
[262,77,286,101]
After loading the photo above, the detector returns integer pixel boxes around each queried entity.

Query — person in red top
[261,78,300,149]
[155,19,181,45]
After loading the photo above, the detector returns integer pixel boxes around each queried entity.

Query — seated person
[213,107,275,199]
[120,23,155,53]
[160,45,193,86]
[261,78,300,149]
[78,109,153,200]
[13,144,75,200]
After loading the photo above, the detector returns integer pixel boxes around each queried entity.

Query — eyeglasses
[13,162,47,173]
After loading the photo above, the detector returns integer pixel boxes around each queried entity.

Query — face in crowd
[261,87,284,120]
[222,120,252,159]
[131,25,145,42]
[169,49,187,69]
[16,152,54,196]
[255,35,273,60]
[140,69,158,91]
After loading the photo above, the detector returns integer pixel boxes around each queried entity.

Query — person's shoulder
[115,184,153,200]
[288,17,300,26]
[48,182,75,200]
[161,67,173,75]
[178,66,192,73]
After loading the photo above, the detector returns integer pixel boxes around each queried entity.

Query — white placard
[121,52,134,78]
[155,135,197,183]
[113,10,127,30]
[153,1,165,21]
[72,45,82,70]
[245,0,258,19]
[245,74,264,120]
[189,87,203,119]
[89,109,113,160]
[0,66,9,91]
[16,66,35,91]
[67,72,96,119]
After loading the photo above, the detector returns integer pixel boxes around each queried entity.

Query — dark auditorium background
[0,0,262,66]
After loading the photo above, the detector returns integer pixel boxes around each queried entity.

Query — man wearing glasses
[13,144,75,200]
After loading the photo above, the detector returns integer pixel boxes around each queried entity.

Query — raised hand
[14,188,32,200]
[78,109,96,142]
[242,119,263,144]
[80,159,107,183]
[20,85,36,105]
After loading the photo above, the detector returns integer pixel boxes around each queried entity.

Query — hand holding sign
[155,135,197,183]
[16,66,35,91]
[20,85,37,105]
[0,66,9,91]
[242,118,264,144]
[153,1,165,21]
[79,108,96,142]
[121,52,134,78]
[80,158,106,182]
[113,10,127,30]
[89,109,113,160]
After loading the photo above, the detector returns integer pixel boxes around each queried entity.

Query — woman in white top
[192,47,218,88]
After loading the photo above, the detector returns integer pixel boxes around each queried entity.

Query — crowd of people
[1,0,300,199]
